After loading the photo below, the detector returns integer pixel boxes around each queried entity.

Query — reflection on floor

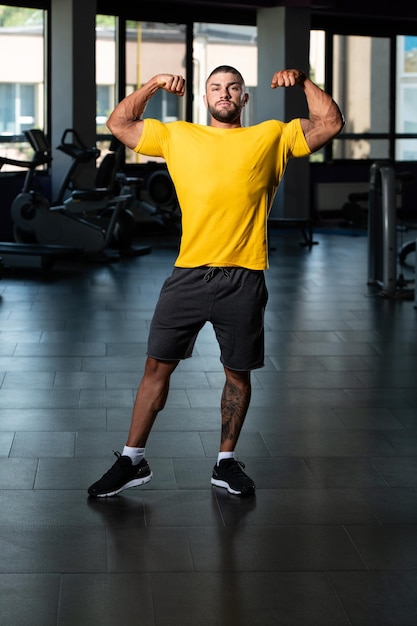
[0,229,416,626]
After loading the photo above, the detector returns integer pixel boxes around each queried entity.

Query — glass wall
[317,31,417,162]
[1,4,417,169]
[332,34,391,159]
[193,23,257,126]
[396,35,417,160]
[123,21,187,163]
[0,5,45,168]
[96,15,116,136]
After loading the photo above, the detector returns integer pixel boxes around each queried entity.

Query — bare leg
[126,356,179,447]
[220,367,251,452]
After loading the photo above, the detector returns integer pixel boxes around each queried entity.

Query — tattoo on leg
[221,380,251,445]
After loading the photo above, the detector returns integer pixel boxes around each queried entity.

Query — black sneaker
[88,452,152,497]
[211,458,255,496]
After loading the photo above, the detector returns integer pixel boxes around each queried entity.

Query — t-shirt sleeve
[133,118,169,157]
[285,118,311,158]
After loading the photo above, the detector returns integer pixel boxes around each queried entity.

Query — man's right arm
[106,74,185,150]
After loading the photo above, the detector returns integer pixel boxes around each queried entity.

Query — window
[332,34,391,160]
[193,22,257,126]
[0,5,45,167]
[317,30,417,162]
[96,15,116,135]
[396,35,417,160]
[121,21,187,163]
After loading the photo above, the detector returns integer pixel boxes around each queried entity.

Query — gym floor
[0,228,416,626]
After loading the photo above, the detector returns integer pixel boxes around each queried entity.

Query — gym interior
[1,1,417,625]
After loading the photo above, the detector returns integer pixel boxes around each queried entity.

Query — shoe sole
[92,471,153,498]
[211,477,255,496]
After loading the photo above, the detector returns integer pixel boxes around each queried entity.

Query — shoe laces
[223,459,246,474]
[102,451,127,477]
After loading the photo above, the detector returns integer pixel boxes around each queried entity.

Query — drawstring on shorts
[203,267,231,282]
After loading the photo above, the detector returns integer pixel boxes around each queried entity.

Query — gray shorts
[147,266,268,371]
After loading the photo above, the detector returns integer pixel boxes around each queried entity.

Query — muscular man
[88,66,344,498]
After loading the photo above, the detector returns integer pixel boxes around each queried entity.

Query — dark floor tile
[254,370,365,389]
[35,457,118,490]
[0,458,38,489]
[372,457,417,487]
[0,233,416,625]
[142,489,222,526]
[346,524,417,569]
[0,526,106,573]
[359,487,417,523]
[149,407,220,432]
[10,431,76,458]
[0,574,61,626]
[75,431,130,457]
[187,525,366,571]
[217,487,378,525]
[0,489,138,527]
[54,371,106,389]
[0,387,80,409]
[354,370,417,388]
[390,408,417,429]
[173,457,217,489]
[329,571,417,626]
[345,388,417,408]
[268,355,325,371]
[0,408,106,432]
[0,431,14,455]
[244,407,345,432]
[261,431,398,457]
[334,407,405,430]
[146,431,207,457]
[0,356,82,372]
[250,387,357,409]
[107,527,194,572]
[79,388,134,409]
[58,573,155,626]
[382,430,417,455]
[282,341,380,357]
[151,571,350,626]
[316,355,373,371]
[13,341,105,357]
[2,371,55,388]
[305,457,389,488]
[237,457,318,489]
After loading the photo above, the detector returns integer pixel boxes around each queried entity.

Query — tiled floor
[0,228,416,625]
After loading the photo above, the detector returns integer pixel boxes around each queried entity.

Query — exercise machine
[120,161,181,233]
[1,129,151,261]
[367,161,414,298]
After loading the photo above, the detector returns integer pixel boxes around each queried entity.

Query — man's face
[204,72,248,124]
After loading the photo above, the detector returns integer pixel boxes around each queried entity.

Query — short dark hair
[206,65,245,86]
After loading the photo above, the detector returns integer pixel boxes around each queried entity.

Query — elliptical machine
[3,129,150,258]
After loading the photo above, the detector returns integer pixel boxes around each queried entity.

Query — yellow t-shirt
[135,118,310,269]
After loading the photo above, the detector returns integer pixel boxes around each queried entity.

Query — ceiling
[128,0,417,26]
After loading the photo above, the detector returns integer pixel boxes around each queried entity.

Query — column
[257,6,311,218]
[50,0,97,200]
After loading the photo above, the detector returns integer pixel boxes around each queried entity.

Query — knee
[143,356,178,384]
[224,367,251,390]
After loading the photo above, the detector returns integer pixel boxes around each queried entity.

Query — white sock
[122,445,145,466]
[217,451,235,464]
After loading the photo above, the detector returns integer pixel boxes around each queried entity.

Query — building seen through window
[0,7,417,169]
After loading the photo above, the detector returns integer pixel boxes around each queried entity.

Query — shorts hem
[221,360,265,372]
[146,352,191,362]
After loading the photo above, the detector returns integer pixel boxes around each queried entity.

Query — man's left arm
[271,69,345,153]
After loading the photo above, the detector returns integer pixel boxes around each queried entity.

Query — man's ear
[243,92,249,106]
[203,94,208,108]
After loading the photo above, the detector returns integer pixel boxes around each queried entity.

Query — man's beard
[208,102,242,124]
